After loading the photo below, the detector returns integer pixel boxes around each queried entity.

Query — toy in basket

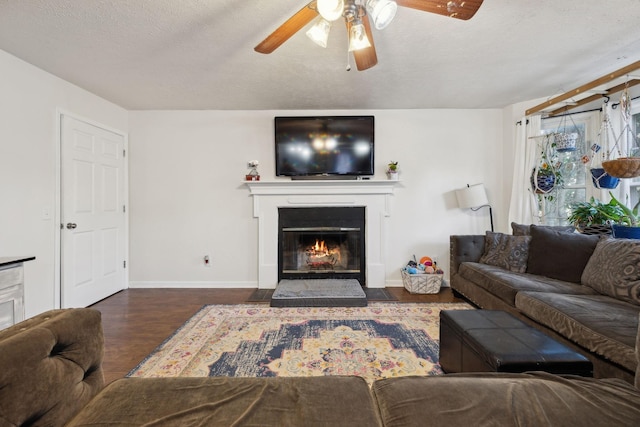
[402,256,444,294]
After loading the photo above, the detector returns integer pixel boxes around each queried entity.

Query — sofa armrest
[0,308,105,427]
[449,235,485,276]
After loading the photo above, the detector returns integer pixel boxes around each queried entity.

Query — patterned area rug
[128,303,473,384]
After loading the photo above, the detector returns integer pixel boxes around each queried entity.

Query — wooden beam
[547,79,640,116]
[526,60,640,116]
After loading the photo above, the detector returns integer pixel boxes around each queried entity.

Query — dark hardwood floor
[89,287,464,384]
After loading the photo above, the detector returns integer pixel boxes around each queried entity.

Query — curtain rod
[541,94,640,120]
[516,94,640,124]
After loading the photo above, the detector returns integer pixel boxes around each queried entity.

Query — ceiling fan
[254,0,484,71]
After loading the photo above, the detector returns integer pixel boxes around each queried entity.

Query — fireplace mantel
[246,180,398,289]
[245,180,399,196]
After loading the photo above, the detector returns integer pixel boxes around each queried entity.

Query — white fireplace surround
[246,180,399,289]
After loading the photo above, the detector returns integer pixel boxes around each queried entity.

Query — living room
[4,2,640,425]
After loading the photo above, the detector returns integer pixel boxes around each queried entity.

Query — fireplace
[246,180,396,289]
[278,207,366,286]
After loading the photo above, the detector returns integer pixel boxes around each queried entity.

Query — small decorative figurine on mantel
[246,160,260,181]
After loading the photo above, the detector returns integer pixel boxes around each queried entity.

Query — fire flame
[304,238,341,268]
[313,239,328,255]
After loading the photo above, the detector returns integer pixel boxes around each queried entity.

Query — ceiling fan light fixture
[306,17,331,48]
[317,0,345,22]
[365,0,397,30]
[348,21,371,51]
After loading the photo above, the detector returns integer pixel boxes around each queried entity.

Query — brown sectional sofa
[450,225,640,383]
[2,308,640,426]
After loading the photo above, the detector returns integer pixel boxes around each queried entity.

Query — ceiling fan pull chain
[346,47,352,71]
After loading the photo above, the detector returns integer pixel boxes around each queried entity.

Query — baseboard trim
[129,281,257,289]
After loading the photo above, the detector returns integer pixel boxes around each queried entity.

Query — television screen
[275,116,374,177]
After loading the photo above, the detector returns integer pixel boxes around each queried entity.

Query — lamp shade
[456,184,489,209]
[306,18,331,48]
[348,22,371,51]
[366,0,398,30]
[317,0,345,21]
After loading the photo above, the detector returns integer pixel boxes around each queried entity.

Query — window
[538,112,599,225]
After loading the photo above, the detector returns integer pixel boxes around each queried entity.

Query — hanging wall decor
[553,110,582,152]
[602,83,640,178]
[531,134,562,195]
[589,101,620,189]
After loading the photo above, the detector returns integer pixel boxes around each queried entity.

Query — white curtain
[508,115,541,225]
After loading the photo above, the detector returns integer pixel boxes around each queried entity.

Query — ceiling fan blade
[254,1,319,54]
[396,0,484,20]
[349,17,378,71]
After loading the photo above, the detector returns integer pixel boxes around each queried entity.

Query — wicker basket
[577,224,613,236]
[401,270,443,294]
[602,158,640,178]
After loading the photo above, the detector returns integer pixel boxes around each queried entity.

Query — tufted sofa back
[449,235,485,276]
[0,308,104,426]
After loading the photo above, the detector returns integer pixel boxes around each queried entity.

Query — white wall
[0,50,128,316]
[0,47,513,314]
[129,109,504,288]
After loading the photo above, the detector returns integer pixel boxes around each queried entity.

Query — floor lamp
[455,183,494,232]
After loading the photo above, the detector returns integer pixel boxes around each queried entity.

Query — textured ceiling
[1,0,640,111]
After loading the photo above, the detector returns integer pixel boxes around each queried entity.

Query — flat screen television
[275,116,374,178]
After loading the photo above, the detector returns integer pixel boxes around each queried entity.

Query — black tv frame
[274,115,375,179]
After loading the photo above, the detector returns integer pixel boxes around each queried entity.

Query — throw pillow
[479,231,531,273]
[511,222,575,236]
[526,225,599,283]
[581,238,640,306]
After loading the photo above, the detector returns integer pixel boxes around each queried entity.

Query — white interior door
[61,115,126,308]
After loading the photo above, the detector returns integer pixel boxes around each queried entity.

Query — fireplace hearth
[278,207,366,286]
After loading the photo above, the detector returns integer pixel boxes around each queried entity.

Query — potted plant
[608,191,640,239]
[567,197,623,235]
[531,161,563,194]
[531,135,564,195]
[602,87,640,179]
[386,161,399,180]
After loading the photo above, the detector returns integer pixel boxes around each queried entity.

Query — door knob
[66,223,77,229]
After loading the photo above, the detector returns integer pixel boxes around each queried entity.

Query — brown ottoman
[439,310,593,376]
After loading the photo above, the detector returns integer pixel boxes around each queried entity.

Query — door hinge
[123,149,126,158]
[123,205,126,213]
[123,260,127,268]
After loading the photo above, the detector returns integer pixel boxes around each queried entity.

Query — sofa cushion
[479,231,531,273]
[516,291,640,371]
[636,313,640,390]
[459,262,597,307]
[67,376,381,427]
[526,225,599,283]
[581,237,640,306]
[372,373,640,427]
[511,222,575,236]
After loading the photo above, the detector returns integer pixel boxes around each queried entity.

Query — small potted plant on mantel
[386,161,399,180]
